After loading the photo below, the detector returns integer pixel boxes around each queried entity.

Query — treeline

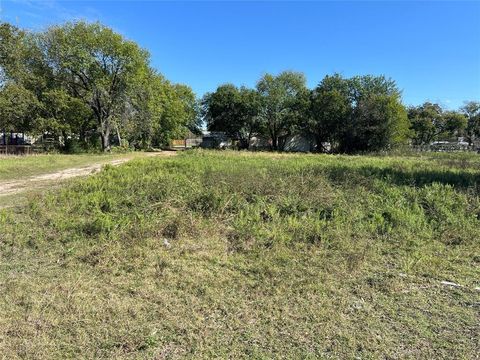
[0,21,199,152]
[1,21,479,154]
[202,71,480,153]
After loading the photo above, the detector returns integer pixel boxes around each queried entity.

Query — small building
[200,131,232,149]
[0,132,31,146]
[249,134,316,152]
[282,134,315,152]
[170,131,318,152]
[0,131,35,155]
[170,131,203,149]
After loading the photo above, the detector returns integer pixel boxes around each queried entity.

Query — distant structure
[0,131,34,155]
[170,131,317,152]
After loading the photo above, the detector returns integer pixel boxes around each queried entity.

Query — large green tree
[342,76,410,152]
[308,74,351,152]
[202,84,262,149]
[0,23,29,84]
[343,93,409,152]
[0,20,199,152]
[41,21,150,151]
[37,88,94,145]
[256,71,308,150]
[0,83,40,133]
[408,103,442,145]
[309,74,410,153]
[202,84,240,136]
[126,70,198,149]
[408,103,467,145]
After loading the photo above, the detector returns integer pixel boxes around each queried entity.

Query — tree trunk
[278,135,288,151]
[270,126,278,151]
[115,123,122,147]
[271,136,278,151]
[100,125,111,152]
[246,132,253,150]
[315,134,322,152]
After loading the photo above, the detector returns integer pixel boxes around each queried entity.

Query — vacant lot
[0,151,479,358]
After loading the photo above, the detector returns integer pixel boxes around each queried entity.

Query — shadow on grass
[325,165,480,190]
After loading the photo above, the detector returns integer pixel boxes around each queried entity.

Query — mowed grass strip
[0,150,479,358]
[0,152,143,182]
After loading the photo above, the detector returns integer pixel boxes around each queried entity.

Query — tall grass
[0,150,479,358]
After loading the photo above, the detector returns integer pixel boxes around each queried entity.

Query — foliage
[41,21,151,151]
[461,100,480,145]
[308,74,351,152]
[126,70,199,149]
[256,71,308,150]
[202,73,412,153]
[339,75,410,152]
[342,93,410,152]
[0,83,40,132]
[408,102,467,145]
[0,21,198,152]
[0,20,477,153]
[0,22,42,87]
[306,74,410,153]
[37,88,94,141]
[202,84,262,148]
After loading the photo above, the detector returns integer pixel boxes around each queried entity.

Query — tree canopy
[256,71,308,150]
[0,21,198,151]
[1,20,477,154]
[408,103,467,145]
[461,101,480,146]
[203,73,414,153]
[202,84,262,149]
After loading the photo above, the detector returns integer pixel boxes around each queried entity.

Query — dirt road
[0,151,176,198]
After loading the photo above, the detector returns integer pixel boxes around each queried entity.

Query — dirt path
[0,151,176,198]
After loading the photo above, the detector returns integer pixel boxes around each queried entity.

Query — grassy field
[0,152,146,182]
[0,150,479,358]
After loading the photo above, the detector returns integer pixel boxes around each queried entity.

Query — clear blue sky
[2,1,479,109]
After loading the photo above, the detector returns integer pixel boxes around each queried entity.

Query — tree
[313,74,409,153]
[348,75,400,102]
[37,88,94,147]
[343,93,409,152]
[126,70,199,149]
[0,83,40,133]
[153,81,198,147]
[0,23,28,85]
[441,111,467,139]
[236,87,263,149]
[461,101,480,146]
[408,103,442,145]
[0,20,199,152]
[408,103,467,145]
[256,71,307,150]
[173,83,201,135]
[202,84,240,136]
[41,21,150,151]
[308,74,351,152]
[202,84,262,149]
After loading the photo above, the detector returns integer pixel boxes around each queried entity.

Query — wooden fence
[0,145,36,155]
